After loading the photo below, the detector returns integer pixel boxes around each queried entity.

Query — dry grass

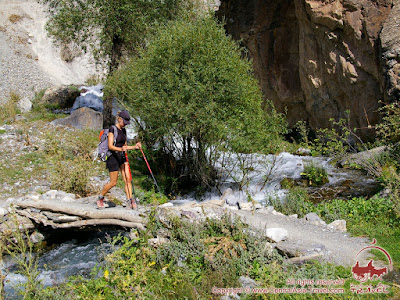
[0,92,20,123]
[17,36,28,45]
[8,14,23,24]
[0,26,6,32]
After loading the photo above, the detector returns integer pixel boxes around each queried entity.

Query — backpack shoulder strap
[111,125,118,146]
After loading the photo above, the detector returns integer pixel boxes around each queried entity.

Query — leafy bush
[105,16,287,192]
[49,156,93,196]
[376,101,400,144]
[45,128,99,196]
[311,111,369,159]
[301,162,329,187]
[311,195,399,228]
[268,187,311,217]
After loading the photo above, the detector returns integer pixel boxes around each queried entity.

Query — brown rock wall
[218,0,397,137]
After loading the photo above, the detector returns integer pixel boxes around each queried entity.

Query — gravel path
[230,209,371,267]
[165,201,374,268]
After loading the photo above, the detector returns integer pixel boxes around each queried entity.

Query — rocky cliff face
[218,0,399,136]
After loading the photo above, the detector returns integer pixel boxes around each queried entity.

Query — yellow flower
[148,261,156,267]
[104,270,109,280]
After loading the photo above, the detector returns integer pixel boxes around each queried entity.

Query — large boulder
[41,85,81,109]
[217,0,398,139]
[338,146,387,168]
[50,107,102,130]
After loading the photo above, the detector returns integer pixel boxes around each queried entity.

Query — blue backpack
[97,125,118,162]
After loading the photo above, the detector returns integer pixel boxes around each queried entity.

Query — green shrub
[44,128,99,196]
[268,187,311,217]
[312,195,399,227]
[376,101,400,144]
[311,111,369,159]
[301,162,329,187]
[105,15,287,192]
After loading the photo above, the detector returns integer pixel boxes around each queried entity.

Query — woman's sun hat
[119,110,131,125]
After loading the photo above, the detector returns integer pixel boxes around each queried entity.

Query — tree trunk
[15,200,144,224]
[103,34,123,129]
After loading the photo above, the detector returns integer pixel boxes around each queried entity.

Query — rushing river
[2,231,121,298]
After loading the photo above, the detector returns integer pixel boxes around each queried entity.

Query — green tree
[105,16,287,191]
[42,0,192,128]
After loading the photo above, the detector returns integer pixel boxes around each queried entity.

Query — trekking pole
[140,147,162,195]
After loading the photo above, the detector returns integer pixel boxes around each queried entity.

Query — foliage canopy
[106,16,287,190]
[42,0,191,71]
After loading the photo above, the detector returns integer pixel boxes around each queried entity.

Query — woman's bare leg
[120,163,132,201]
[98,171,119,207]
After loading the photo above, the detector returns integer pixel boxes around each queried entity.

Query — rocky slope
[217,0,400,137]
[0,0,100,102]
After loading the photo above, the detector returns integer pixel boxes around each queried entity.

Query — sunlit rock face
[217,0,399,138]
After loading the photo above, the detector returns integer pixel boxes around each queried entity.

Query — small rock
[57,191,76,201]
[26,194,40,201]
[304,213,326,226]
[257,206,275,214]
[289,214,298,218]
[129,229,139,240]
[304,244,327,256]
[296,148,311,156]
[6,197,17,206]
[17,97,32,113]
[148,237,169,248]
[266,228,289,242]
[272,210,284,216]
[0,207,8,217]
[42,190,58,200]
[239,276,257,289]
[328,220,347,232]
[254,203,262,210]
[239,202,253,211]
[220,188,234,202]
[221,188,240,206]
[30,232,45,244]
[181,210,198,219]
[60,196,75,203]
[156,228,170,238]
[224,204,238,210]
[160,202,173,208]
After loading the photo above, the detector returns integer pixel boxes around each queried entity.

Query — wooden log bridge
[14,198,146,231]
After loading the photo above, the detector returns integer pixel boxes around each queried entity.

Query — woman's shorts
[106,152,126,172]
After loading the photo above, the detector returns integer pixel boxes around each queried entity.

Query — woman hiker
[97,110,141,209]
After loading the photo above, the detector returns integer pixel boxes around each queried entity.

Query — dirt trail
[230,209,371,267]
